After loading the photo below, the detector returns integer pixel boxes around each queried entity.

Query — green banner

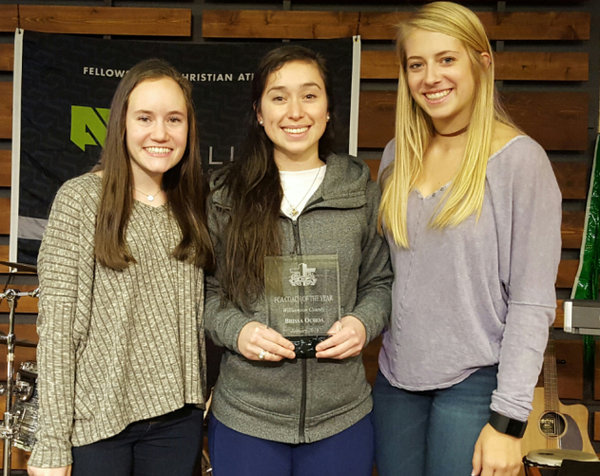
[570,135,600,375]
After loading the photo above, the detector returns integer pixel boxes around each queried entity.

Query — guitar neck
[543,340,560,412]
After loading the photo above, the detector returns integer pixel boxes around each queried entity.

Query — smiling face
[257,60,329,170]
[404,28,484,133]
[125,76,188,185]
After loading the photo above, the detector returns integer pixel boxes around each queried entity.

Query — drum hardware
[0,335,37,349]
[0,263,37,274]
[13,378,34,403]
[11,361,38,454]
[0,288,39,476]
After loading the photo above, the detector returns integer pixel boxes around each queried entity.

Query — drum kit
[0,260,40,476]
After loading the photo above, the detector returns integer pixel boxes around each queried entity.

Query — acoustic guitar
[518,339,596,476]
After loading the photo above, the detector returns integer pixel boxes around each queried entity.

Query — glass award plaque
[264,254,341,358]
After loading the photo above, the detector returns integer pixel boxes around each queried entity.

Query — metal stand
[0,288,39,476]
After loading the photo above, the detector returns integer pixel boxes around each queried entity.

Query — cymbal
[0,261,37,273]
[0,333,37,348]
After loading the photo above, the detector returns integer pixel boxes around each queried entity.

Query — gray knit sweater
[29,173,207,468]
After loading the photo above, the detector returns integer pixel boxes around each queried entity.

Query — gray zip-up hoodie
[205,153,392,444]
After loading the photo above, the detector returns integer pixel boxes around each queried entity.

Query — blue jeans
[71,405,204,476]
[373,366,497,476]
[208,413,374,476]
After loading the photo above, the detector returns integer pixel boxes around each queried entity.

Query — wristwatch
[488,411,528,438]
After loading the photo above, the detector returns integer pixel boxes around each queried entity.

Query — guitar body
[522,387,595,454]
[518,384,597,475]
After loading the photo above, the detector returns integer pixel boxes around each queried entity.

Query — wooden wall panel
[0,197,10,235]
[557,260,578,290]
[562,211,584,250]
[0,43,13,72]
[0,150,11,188]
[202,10,360,39]
[0,6,18,32]
[552,162,589,200]
[0,5,192,37]
[495,52,589,82]
[555,300,564,329]
[360,11,591,41]
[0,81,12,140]
[555,340,584,400]
[501,92,589,152]
[476,11,590,41]
[203,10,590,41]
[595,412,600,441]
[0,245,10,272]
[358,90,395,149]
[2,36,588,82]
[359,91,589,151]
[361,50,589,81]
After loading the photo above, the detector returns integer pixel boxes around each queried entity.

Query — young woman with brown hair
[28,58,213,476]
[205,45,392,476]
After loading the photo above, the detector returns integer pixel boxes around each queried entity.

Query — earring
[326,114,330,121]
[258,119,264,125]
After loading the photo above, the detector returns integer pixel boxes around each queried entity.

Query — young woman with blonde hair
[373,3,561,476]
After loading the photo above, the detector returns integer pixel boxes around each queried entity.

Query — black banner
[12,31,357,265]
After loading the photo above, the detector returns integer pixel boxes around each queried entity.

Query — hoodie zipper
[290,217,307,443]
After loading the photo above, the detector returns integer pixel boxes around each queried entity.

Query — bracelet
[488,411,528,438]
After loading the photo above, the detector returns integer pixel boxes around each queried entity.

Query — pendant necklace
[282,168,322,218]
[135,186,161,202]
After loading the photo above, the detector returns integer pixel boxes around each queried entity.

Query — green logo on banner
[70,106,110,151]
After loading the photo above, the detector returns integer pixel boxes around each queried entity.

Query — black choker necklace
[435,125,469,137]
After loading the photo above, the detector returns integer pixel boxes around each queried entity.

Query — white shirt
[279,165,326,220]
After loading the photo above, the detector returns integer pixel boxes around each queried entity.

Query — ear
[479,51,491,70]
[254,101,263,125]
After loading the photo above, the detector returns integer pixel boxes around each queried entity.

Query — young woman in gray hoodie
[204,45,392,476]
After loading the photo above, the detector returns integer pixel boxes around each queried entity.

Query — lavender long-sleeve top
[378,135,562,421]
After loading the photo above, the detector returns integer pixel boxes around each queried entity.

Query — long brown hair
[217,45,335,311]
[94,58,214,270]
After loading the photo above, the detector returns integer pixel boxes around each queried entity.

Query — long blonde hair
[378,1,514,248]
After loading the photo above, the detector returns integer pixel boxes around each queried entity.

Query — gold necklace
[282,168,322,218]
[134,186,161,202]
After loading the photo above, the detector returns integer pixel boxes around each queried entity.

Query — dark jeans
[208,413,374,476]
[72,405,204,476]
[373,366,497,476]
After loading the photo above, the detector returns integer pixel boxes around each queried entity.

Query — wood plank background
[0,0,598,461]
